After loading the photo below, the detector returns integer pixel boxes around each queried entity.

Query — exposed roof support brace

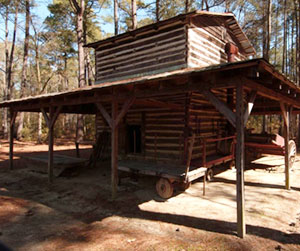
[202,89,236,128]
[95,96,136,129]
[244,91,257,124]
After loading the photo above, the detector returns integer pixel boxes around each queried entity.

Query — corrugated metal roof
[86,10,256,56]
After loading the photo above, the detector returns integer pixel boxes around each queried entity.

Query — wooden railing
[201,135,236,167]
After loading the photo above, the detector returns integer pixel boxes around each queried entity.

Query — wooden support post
[9,109,17,170]
[111,98,118,199]
[236,84,245,238]
[96,95,135,199]
[48,107,54,183]
[41,106,62,183]
[280,102,290,190]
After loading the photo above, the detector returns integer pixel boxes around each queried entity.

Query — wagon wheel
[156,178,174,199]
[288,140,297,169]
[177,181,191,191]
[206,169,214,182]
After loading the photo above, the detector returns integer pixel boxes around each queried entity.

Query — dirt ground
[0,139,300,251]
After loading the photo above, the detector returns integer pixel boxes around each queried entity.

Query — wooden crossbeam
[135,98,182,110]
[115,96,136,127]
[41,108,50,127]
[95,103,112,128]
[202,89,236,128]
[41,106,62,128]
[243,77,300,108]
[244,91,257,124]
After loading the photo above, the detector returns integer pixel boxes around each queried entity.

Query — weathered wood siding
[95,90,226,164]
[95,24,188,83]
[189,91,227,160]
[187,16,247,68]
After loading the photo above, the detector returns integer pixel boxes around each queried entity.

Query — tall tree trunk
[34,31,42,143]
[3,6,9,138]
[131,0,137,30]
[185,0,189,13]
[6,1,20,140]
[274,4,279,65]
[265,0,272,61]
[156,0,159,22]
[282,0,287,73]
[114,0,119,35]
[17,0,30,140]
[70,0,86,143]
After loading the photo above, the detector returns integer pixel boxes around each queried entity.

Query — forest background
[0,0,299,143]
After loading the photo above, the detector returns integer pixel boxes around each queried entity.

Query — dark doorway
[127,125,142,154]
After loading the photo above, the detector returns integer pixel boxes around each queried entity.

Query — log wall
[187,16,247,68]
[95,24,188,83]
[95,90,226,164]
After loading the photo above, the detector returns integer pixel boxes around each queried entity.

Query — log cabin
[86,11,256,196]
[1,11,300,238]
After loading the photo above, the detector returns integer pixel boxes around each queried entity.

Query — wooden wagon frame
[245,133,297,168]
[119,134,236,198]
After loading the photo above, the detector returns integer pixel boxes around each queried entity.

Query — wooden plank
[9,109,17,170]
[111,97,118,199]
[244,91,257,124]
[203,89,236,128]
[96,102,112,128]
[280,102,290,190]
[236,84,245,238]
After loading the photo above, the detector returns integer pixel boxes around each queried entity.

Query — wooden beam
[280,102,290,190]
[41,106,62,183]
[280,102,288,127]
[41,108,50,127]
[202,89,236,128]
[50,106,62,128]
[244,91,257,124]
[95,103,112,128]
[135,98,182,110]
[115,96,135,127]
[243,77,300,108]
[9,109,17,170]
[111,97,118,199]
[48,107,54,183]
[236,84,246,238]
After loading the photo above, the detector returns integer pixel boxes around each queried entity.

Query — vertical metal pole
[236,84,245,238]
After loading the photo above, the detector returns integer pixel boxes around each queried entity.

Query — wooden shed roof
[86,10,256,56]
[1,59,299,114]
